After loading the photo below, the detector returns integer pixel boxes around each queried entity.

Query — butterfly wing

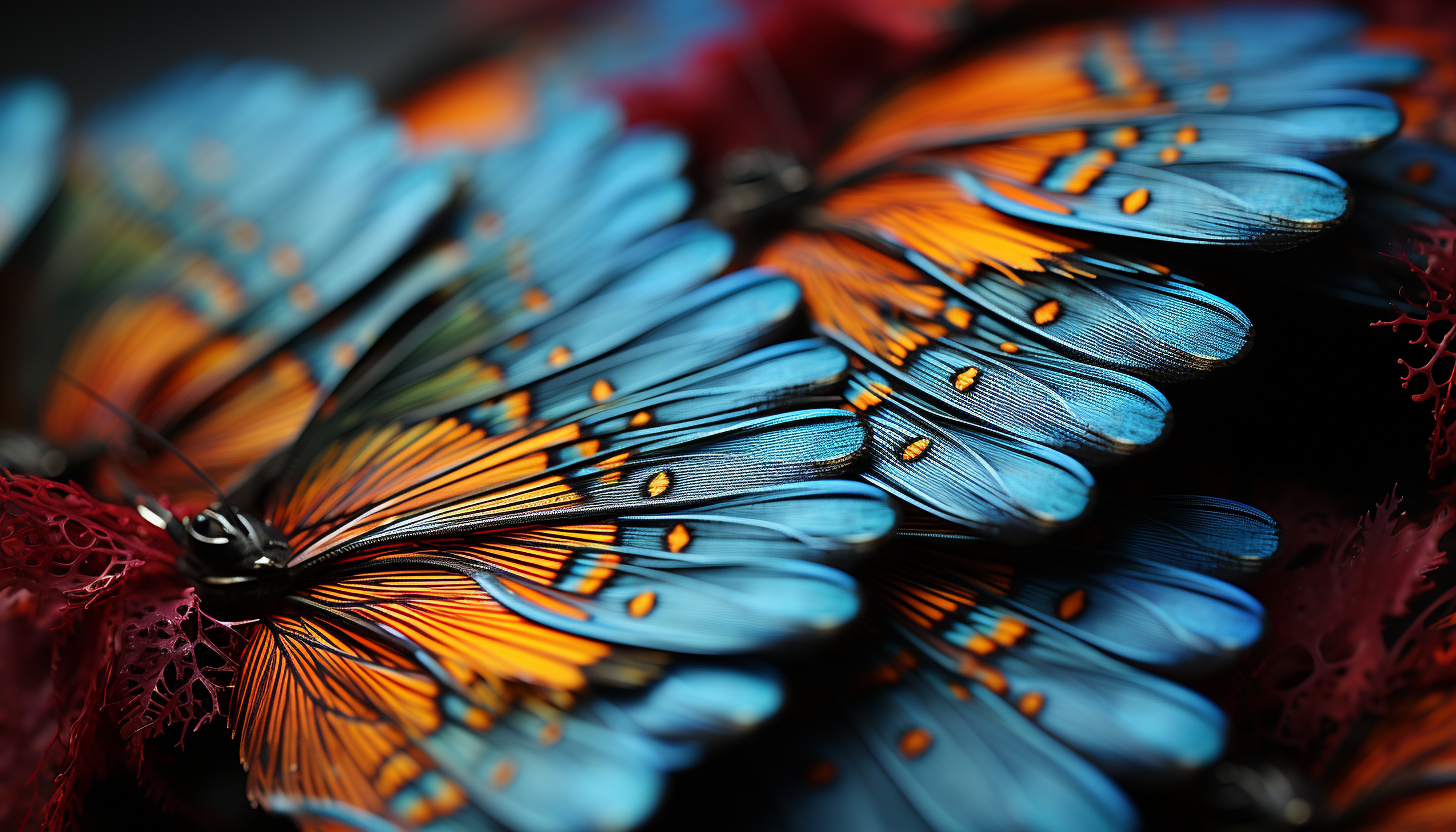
[0,79,65,264]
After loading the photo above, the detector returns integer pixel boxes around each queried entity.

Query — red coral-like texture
[1229,493,1454,771]
[1377,225,1456,480]
[0,473,237,832]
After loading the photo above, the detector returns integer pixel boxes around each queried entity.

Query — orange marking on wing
[954,367,980,391]
[899,727,933,758]
[1405,160,1436,185]
[1205,82,1231,106]
[1032,300,1061,325]
[41,295,215,448]
[548,345,572,366]
[628,591,657,618]
[1110,126,1138,148]
[1159,146,1181,163]
[1175,125,1199,144]
[498,577,591,623]
[666,524,691,553]
[901,438,932,461]
[998,342,1020,354]
[646,471,671,497]
[521,287,550,311]
[1061,148,1115,194]
[1018,691,1046,717]
[629,411,652,427]
[1121,188,1150,214]
[400,57,537,151]
[944,306,972,328]
[983,178,1073,214]
[590,379,614,402]
[1057,588,1087,620]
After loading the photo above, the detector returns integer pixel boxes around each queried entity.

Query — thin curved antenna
[55,371,242,524]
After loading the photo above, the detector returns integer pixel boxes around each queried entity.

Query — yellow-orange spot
[629,411,652,427]
[226,219,260,252]
[945,306,972,328]
[1111,126,1138,148]
[1032,300,1061,325]
[647,471,671,497]
[954,367,980,391]
[902,437,932,461]
[538,722,563,746]
[1018,691,1046,717]
[1147,262,1171,275]
[331,341,358,369]
[947,682,971,701]
[521,287,550,311]
[1175,125,1199,144]
[1159,146,1182,164]
[899,728,933,759]
[434,780,466,815]
[999,342,1020,354]
[806,761,838,787]
[590,379,614,402]
[500,578,588,621]
[548,345,572,366]
[270,244,303,278]
[287,282,317,312]
[966,634,997,655]
[575,439,601,457]
[628,591,657,618]
[976,667,1009,695]
[666,524,691,553]
[508,333,529,350]
[1057,588,1088,620]
[1121,188,1151,214]
[491,759,517,790]
[1405,160,1436,185]
[850,388,883,410]
[1063,149,1117,194]
[376,752,423,797]
[462,706,493,730]
[991,617,1028,647]
[1206,82,1231,105]
[401,799,434,825]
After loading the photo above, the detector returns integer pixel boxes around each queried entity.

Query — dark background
[1,1,1438,830]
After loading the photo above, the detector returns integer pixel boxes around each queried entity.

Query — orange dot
[629,411,652,427]
[805,760,839,787]
[1121,188,1151,214]
[976,667,1009,695]
[899,727,933,759]
[991,616,1028,646]
[954,367,980,391]
[966,634,997,655]
[666,523,691,553]
[1206,82,1231,105]
[901,437,932,461]
[521,287,550,311]
[1159,146,1182,164]
[647,471,671,497]
[998,342,1020,354]
[575,439,600,457]
[1404,160,1436,185]
[538,722,563,746]
[490,759,517,789]
[1018,691,1046,717]
[947,682,971,701]
[507,333,530,350]
[628,591,657,617]
[270,244,303,278]
[1175,125,1199,144]
[473,210,502,239]
[1111,126,1139,148]
[1032,300,1061,325]
[1057,588,1088,620]
[462,706,493,730]
[287,282,317,312]
[548,345,572,366]
[945,306,972,328]
[590,379,613,401]
[331,341,358,368]
[226,218,260,252]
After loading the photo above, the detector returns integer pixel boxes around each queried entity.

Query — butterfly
[745,5,1419,537]
[2,60,458,507]
[759,495,1277,832]
[4,51,907,832]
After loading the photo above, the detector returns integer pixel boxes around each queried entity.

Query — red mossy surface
[0,473,237,832]
[1377,226,1456,480]
[1228,493,1454,772]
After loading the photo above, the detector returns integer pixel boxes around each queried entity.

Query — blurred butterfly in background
[0,36,904,832]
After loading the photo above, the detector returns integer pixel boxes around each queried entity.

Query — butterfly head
[708,147,813,230]
[178,503,291,619]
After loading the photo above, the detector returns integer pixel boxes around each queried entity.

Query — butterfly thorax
[707,146,813,234]
[177,504,292,620]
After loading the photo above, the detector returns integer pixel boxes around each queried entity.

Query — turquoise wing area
[759,496,1273,831]
[0,78,65,264]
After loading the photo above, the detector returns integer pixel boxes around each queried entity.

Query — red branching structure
[1227,493,1456,772]
[1377,225,1456,480]
[0,473,239,832]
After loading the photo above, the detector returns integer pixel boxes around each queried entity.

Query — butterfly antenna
[55,371,241,525]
